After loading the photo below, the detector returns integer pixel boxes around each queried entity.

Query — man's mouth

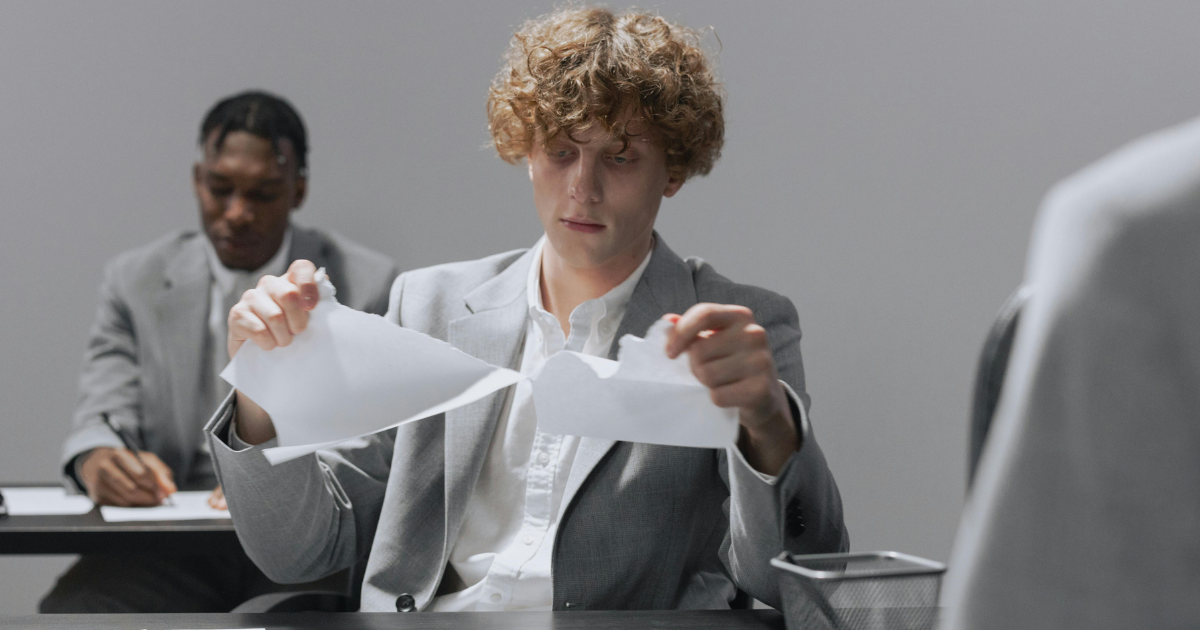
[561,218,605,234]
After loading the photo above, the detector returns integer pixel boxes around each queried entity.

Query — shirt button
[537,452,551,466]
[523,534,534,545]
[395,593,416,612]
[490,593,502,603]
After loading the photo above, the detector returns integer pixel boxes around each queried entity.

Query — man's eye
[245,191,280,203]
[207,185,233,197]
[609,155,630,164]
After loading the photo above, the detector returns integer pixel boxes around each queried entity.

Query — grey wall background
[2,0,1200,615]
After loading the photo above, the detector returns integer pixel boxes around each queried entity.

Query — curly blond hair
[487,6,724,182]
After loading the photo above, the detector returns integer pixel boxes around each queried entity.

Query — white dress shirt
[196,228,291,482]
[429,236,653,611]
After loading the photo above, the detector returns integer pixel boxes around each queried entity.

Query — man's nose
[569,155,602,204]
[224,195,254,226]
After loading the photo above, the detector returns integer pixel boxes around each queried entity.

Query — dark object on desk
[771,551,944,630]
[2,609,787,629]
[968,286,1029,487]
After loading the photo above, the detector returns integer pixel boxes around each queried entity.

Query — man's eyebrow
[204,173,285,187]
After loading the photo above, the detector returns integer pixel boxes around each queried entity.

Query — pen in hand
[100,412,175,507]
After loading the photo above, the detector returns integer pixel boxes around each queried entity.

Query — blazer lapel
[560,234,700,512]
[153,236,211,471]
[442,248,536,544]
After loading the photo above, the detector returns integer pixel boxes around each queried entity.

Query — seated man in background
[210,7,847,612]
[941,117,1200,628]
[42,91,399,613]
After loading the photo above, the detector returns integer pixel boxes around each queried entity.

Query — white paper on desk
[531,320,739,448]
[0,487,94,515]
[222,269,522,465]
[99,490,229,522]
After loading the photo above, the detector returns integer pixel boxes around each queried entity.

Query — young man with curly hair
[207,7,848,612]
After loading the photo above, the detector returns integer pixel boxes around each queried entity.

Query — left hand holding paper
[222,263,521,464]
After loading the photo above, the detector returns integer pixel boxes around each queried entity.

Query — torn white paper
[0,487,94,515]
[531,320,739,448]
[99,490,229,522]
[222,270,522,464]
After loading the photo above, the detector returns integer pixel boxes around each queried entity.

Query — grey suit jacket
[940,117,1200,628]
[207,234,848,611]
[62,225,399,490]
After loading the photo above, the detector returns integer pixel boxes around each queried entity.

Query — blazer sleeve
[203,273,411,584]
[718,292,849,608]
[60,260,143,492]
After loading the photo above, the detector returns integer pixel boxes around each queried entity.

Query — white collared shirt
[196,228,292,480]
[430,236,653,612]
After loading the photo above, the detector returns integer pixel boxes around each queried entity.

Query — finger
[285,259,320,309]
[667,304,754,358]
[247,288,294,348]
[690,352,760,390]
[685,325,751,364]
[228,297,277,354]
[141,453,177,495]
[708,377,772,411]
[261,275,309,337]
[112,449,160,494]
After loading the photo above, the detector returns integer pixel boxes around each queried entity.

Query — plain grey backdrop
[2,0,1199,615]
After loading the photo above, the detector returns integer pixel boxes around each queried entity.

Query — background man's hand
[207,485,227,510]
[78,447,176,507]
[664,303,799,475]
[226,259,321,445]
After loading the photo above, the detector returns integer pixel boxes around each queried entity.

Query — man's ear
[192,162,204,197]
[663,175,684,199]
[292,175,308,211]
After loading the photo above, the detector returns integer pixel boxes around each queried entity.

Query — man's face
[193,130,306,271]
[528,121,682,271]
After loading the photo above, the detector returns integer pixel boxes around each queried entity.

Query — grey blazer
[207,235,848,611]
[940,116,1200,628]
[62,226,399,490]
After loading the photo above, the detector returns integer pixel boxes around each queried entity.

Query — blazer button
[786,499,806,538]
[395,593,416,612]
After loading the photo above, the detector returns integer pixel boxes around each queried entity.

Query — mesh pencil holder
[771,551,945,630]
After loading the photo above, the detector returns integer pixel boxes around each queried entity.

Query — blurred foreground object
[941,116,1200,628]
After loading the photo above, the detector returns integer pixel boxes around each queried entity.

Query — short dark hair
[199,90,309,174]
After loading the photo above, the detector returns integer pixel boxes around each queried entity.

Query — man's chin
[214,246,270,272]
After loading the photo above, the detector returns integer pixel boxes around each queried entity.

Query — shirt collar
[525,234,654,332]
[202,225,293,295]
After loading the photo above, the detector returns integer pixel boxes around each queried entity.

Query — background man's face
[193,130,305,270]
[528,122,682,270]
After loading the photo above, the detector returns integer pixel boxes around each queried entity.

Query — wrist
[233,390,277,445]
[738,404,798,476]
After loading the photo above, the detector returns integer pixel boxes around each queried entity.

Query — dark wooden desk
[3,610,786,629]
[0,484,237,555]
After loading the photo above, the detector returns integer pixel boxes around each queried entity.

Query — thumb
[286,260,320,310]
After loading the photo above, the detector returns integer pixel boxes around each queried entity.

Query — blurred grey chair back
[968,286,1030,487]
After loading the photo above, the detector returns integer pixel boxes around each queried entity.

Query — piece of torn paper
[530,320,739,448]
[221,269,522,464]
